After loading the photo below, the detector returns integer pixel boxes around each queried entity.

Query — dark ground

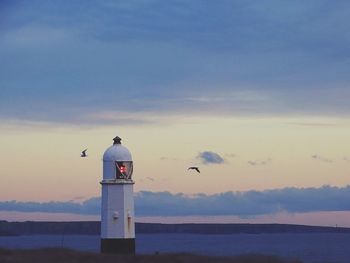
[0,248,302,263]
[1,221,349,236]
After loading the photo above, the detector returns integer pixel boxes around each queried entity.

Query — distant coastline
[1,221,350,236]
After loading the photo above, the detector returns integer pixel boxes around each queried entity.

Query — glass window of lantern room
[115,161,133,179]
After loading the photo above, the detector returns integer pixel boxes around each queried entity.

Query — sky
[0,0,350,226]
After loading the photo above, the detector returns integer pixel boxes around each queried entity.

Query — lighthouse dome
[102,136,134,181]
[103,144,132,162]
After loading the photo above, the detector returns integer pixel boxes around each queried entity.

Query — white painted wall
[101,182,135,239]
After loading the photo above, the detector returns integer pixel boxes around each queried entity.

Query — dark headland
[1,221,349,236]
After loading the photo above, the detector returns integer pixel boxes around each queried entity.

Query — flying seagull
[188,166,200,173]
[81,149,88,157]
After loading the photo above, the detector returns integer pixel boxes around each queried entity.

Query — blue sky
[1,0,350,125]
[1,1,350,224]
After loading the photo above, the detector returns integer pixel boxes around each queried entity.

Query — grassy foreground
[0,248,302,263]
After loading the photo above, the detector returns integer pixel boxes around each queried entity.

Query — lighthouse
[100,136,135,254]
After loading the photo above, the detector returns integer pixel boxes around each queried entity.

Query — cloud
[1,1,350,125]
[160,157,178,161]
[340,156,350,162]
[311,154,333,163]
[67,196,87,203]
[288,122,341,127]
[0,197,100,215]
[137,186,350,216]
[248,158,271,166]
[196,151,225,165]
[2,186,350,217]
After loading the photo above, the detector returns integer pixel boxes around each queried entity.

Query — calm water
[0,233,350,263]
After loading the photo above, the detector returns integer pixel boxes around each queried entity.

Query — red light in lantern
[120,166,126,173]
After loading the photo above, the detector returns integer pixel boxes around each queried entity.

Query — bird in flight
[188,166,200,173]
[81,149,88,157]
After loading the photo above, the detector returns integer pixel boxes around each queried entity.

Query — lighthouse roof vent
[103,136,132,162]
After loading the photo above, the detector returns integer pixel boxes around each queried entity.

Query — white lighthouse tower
[100,136,135,254]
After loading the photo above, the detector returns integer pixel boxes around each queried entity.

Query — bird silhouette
[188,166,200,173]
[81,149,88,157]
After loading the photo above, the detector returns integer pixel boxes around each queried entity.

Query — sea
[1,233,350,263]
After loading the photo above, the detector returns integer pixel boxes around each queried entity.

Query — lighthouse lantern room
[100,136,135,254]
